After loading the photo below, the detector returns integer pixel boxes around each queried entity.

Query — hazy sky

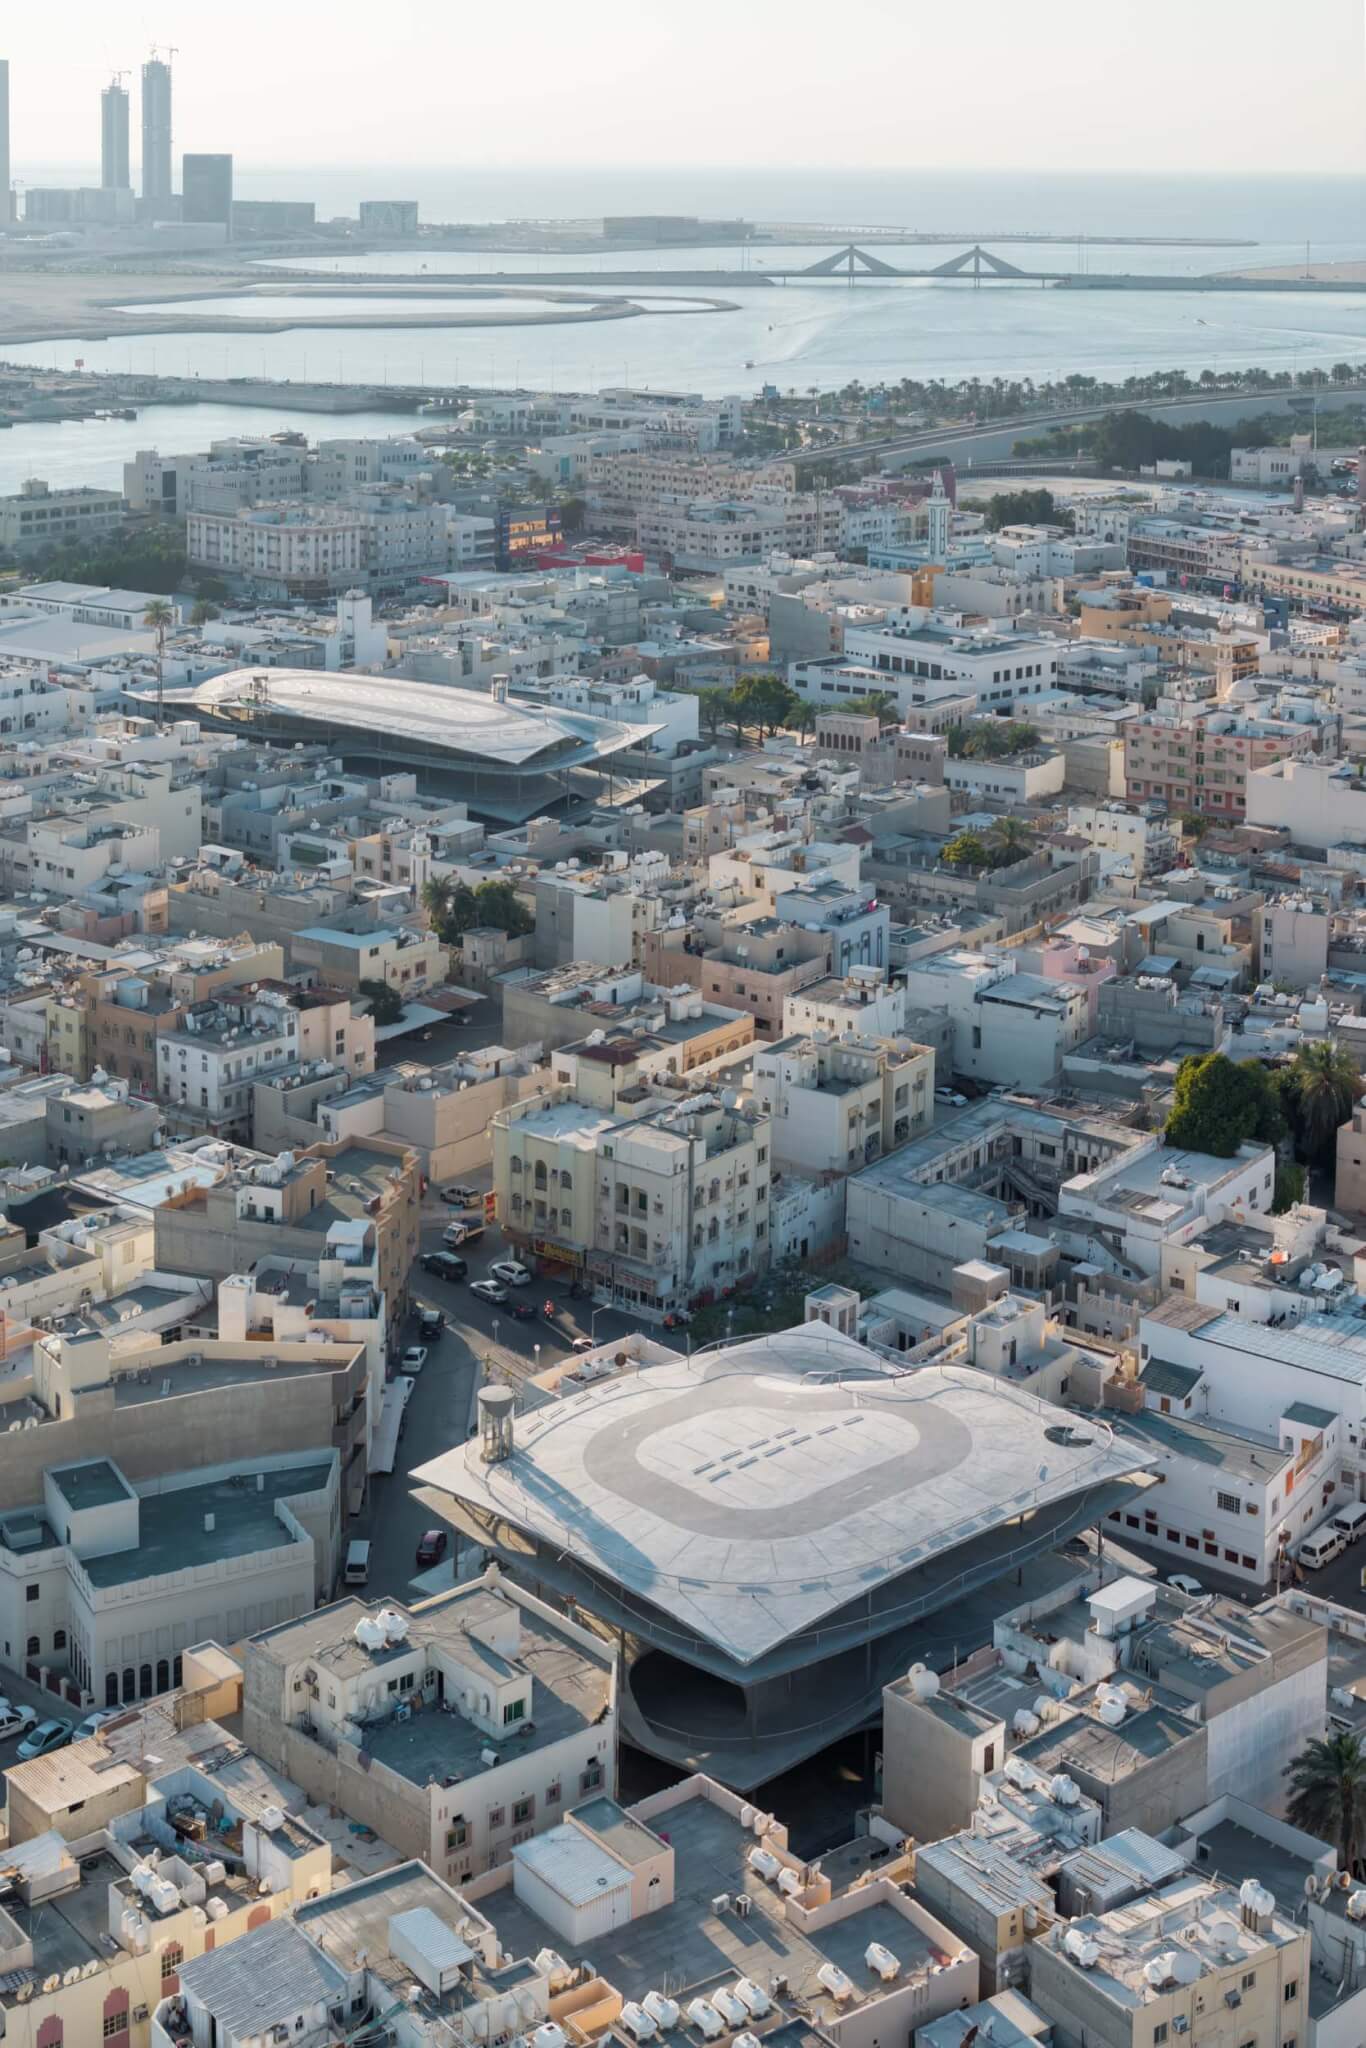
[6,0,1366,177]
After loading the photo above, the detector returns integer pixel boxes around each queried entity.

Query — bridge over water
[290,245,1366,295]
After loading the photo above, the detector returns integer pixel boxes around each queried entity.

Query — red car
[415,1530,449,1569]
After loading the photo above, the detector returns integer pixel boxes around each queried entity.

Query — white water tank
[687,2001,724,2038]
[817,1964,853,2002]
[748,1847,780,1881]
[865,1943,899,1982]
[620,2004,657,2040]
[733,1979,770,2017]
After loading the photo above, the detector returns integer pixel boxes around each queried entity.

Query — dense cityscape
[2,22,1366,2048]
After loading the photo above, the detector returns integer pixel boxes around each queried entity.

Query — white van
[343,1539,371,1587]
[1333,1501,1366,1545]
[1298,1527,1345,1572]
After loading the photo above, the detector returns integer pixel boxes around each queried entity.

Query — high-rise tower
[0,61,11,226]
[140,53,172,212]
[101,79,130,190]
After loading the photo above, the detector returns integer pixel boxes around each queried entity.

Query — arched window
[37,2017,64,2048]
[102,1987,129,2038]
[122,1667,136,1703]
[105,1674,119,1707]
[172,1654,183,1686]
[156,1658,170,1693]
[138,1663,153,1698]
[247,1904,271,1931]
[52,1629,66,1652]
[25,1636,39,1658]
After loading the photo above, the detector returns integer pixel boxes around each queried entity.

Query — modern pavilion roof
[181,667,663,769]
[414,1325,1152,1667]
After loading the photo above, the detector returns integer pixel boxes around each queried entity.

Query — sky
[5,0,1366,178]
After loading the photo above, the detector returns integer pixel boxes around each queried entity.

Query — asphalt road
[350,1172,644,1602]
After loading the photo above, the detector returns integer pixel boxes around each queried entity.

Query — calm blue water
[4,169,1366,493]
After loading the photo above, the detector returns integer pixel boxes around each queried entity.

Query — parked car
[570,1335,597,1353]
[935,1087,968,1107]
[415,1530,449,1569]
[441,1185,482,1206]
[416,1306,444,1339]
[17,1718,72,1761]
[470,1280,509,1305]
[396,1375,416,1408]
[490,1260,532,1287]
[0,1700,38,1742]
[421,1251,467,1281]
[401,1346,428,1373]
[508,1299,537,1321]
[73,1707,119,1743]
[1167,1573,1204,1597]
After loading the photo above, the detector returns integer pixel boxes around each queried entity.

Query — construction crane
[108,70,129,89]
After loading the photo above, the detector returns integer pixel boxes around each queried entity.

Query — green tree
[1164,1052,1285,1158]
[941,830,991,870]
[982,487,1072,533]
[948,721,1040,761]
[729,673,797,740]
[558,495,587,535]
[989,815,1034,863]
[1285,1729,1366,1874]
[1284,1040,1362,1162]
[690,686,735,740]
[1272,1162,1306,1214]
[189,599,221,626]
[841,691,900,727]
[472,878,533,937]
[142,598,175,729]
[358,978,404,1026]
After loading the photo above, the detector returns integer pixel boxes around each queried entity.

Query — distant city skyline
[2,0,1365,178]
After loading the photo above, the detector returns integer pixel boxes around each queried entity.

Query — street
[351,1170,645,1600]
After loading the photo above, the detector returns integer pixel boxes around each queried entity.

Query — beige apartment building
[1029,1876,1309,2048]
[155,1136,421,1327]
[291,921,447,998]
[492,1084,771,1314]
[1123,709,1314,818]
[644,915,829,1038]
[51,936,285,1092]
[242,1576,617,1886]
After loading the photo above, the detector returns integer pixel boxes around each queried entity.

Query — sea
[5,166,1366,493]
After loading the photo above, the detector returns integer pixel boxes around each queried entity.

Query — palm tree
[1291,1039,1361,1155]
[189,599,220,626]
[1285,1729,1366,1875]
[142,598,174,729]
[989,816,1034,863]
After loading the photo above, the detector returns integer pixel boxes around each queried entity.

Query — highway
[781,380,1366,475]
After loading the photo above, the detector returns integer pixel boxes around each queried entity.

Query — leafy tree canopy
[1164,1052,1285,1158]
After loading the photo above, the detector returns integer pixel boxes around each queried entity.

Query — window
[53,1629,66,1652]
[25,1583,38,1603]
[103,2018,128,2041]
[1217,1491,1241,1515]
[139,1663,153,1697]
[502,1697,526,1727]
[1285,1982,1299,2003]
[1242,1973,1255,1991]
[487,1807,506,1831]
[513,1796,534,1825]
[1153,2028,1168,2047]
[25,1635,38,1658]
[580,1759,604,1794]
[446,1821,468,1850]
[545,1782,561,1806]
[161,1944,183,1984]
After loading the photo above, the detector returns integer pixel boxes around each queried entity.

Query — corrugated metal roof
[178,1918,346,2032]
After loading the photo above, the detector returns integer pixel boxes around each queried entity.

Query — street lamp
[491,1317,501,1351]
[590,1306,608,1343]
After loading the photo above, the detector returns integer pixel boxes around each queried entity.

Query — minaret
[925,469,951,560]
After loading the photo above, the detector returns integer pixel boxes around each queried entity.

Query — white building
[900,951,1090,1091]
[1246,754,1366,851]
[0,1451,337,1709]
[242,1575,617,1883]
[1066,801,1177,878]
[943,746,1066,805]
[752,1031,933,1174]
[1058,1142,1275,1280]
[156,991,302,1129]
[0,479,125,556]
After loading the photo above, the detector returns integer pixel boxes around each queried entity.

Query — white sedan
[489,1261,532,1288]
[0,1700,37,1742]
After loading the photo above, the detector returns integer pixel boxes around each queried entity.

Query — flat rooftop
[484,1792,956,2029]
[414,1323,1150,1665]
[80,1461,332,1588]
[48,1458,134,1512]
